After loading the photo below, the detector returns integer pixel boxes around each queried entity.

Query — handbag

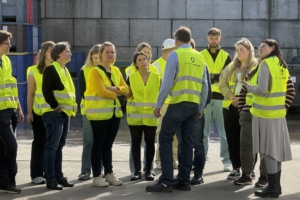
[98,65,127,106]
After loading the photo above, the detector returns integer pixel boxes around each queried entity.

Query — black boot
[254,173,279,198]
[278,170,282,195]
[57,177,74,187]
[46,180,63,190]
[145,171,154,181]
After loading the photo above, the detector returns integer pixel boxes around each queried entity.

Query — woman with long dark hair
[245,39,294,198]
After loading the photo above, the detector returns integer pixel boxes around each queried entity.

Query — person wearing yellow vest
[126,42,158,176]
[146,26,208,192]
[84,42,128,187]
[77,44,101,181]
[126,52,161,181]
[27,41,55,185]
[152,39,178,170]
[0,30,24,194]
[42,42,77,190]
[200,28,232,172]
[219,38,257,181]
[125,42,158,80]
[244,39,293,198]
[174,39,212,185]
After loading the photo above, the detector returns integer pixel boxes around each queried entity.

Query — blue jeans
[203,99,230,164]
[43,111,70,182]
[159,102,198,186]
[80,115,93,174]
[177,115,205,176]
[0,108,18,184]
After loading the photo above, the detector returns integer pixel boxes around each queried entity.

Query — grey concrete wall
[40,0,300,63]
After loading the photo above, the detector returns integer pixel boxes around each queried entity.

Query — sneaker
[223,163,232,172]
[145,181,173,192]
[255,175,268,187]
[233,173,252,185]
[0,183,21,194]
[156,163,162,170]
[227,169,241,180]
[105,173,123,186]
[93,175,109,187]
[251,171,256,180]
[173,181,191,191]
[78,173,90,180]
[190,174,204,185]
[173,161,179,169]
[31,177,45,184]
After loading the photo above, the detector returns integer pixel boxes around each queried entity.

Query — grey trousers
[239,111,267,175]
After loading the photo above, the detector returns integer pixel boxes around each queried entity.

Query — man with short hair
[0,30,24,194]
[200,27,232,172]
[146,26,209,192]
[152,39,178,170]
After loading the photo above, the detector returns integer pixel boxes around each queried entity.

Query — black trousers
[129,125,156,173]
[223,104,241,169]
[30,111,46,179]
[0,108,18,184]
[90,115,120,177]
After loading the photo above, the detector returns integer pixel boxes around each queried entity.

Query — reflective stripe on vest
[42,62,77,116]
[85,66,123,120]
[169,48,205,104]
[126,72,160,126]
[250,56,288,118]
[0,55,18,110]
[222,63,256,109]
[200,49,228,93]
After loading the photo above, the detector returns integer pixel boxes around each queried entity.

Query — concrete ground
[1,140,300,200]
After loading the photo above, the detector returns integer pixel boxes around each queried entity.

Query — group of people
[0,25,294,199]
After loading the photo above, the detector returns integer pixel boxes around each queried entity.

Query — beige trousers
[155,103,178,164]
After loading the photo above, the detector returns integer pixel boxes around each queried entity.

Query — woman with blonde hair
[78,44,101,180]
[27,41,55,184]
[219,38,257,180]
[85,41,128,187]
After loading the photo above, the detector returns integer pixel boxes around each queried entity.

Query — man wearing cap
[152,39,178,170]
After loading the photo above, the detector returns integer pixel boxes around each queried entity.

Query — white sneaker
[31,177,45,184]
[93,175,109,187]
[223,163,232,172]
[227,169,241,180]
[105,173,123,186]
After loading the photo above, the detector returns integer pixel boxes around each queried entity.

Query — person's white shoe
[105,173,123,186]
[92,175,109,187]
[223,163,233,172]
[31,177,45,184]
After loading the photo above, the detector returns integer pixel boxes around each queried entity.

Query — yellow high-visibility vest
[0,55,18,110]
[200,49,228,93]
[126,71,160,126]
[80,65,93,115]
[152,57,171,104]
[169,48,205,104]
[125,64,158,79]
[250,56,288,118]
[42,62,77,116]
[85,66,123,120]
[29,65,52,115]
